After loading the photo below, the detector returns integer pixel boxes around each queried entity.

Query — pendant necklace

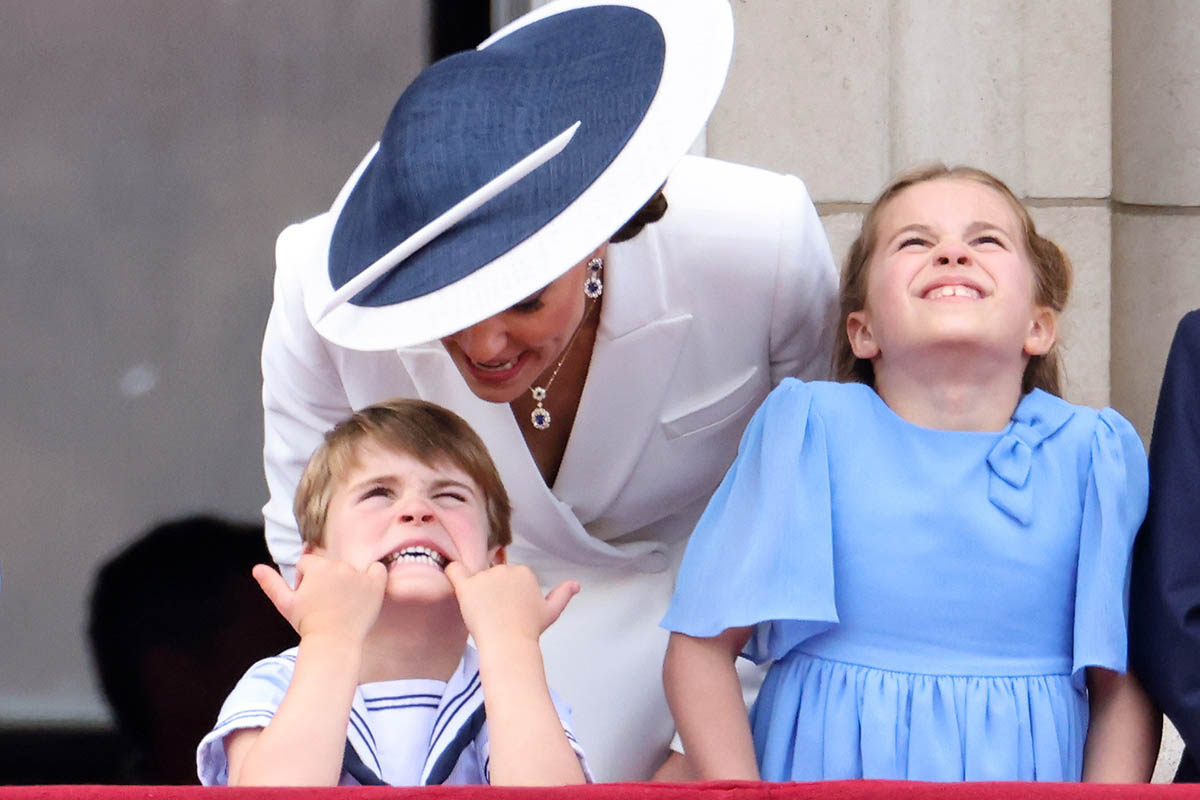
[529,257,603,430]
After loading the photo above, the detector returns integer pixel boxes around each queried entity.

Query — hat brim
[302,0,733,352]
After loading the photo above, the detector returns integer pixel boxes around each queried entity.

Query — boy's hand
[444,561,579,648]
[447,561,587,785]
[252,553,387,644]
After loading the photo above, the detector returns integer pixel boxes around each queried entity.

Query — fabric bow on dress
[986,390,1075,525]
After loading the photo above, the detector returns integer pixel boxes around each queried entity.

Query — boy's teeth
[382,545,448,569]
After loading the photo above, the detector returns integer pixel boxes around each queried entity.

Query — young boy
[197,399,589,786]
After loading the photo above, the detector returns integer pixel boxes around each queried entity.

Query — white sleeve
[550,687,594,783]
[261,218,353,582]
[196,653,296,786]
[767,175,839,385]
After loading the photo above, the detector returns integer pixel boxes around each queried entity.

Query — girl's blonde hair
[834,164,1072,397]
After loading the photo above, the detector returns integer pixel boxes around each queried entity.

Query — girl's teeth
[926,285,980,299]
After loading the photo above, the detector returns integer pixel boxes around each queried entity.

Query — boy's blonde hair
[294,399,512,549]
[834,164,1072,397]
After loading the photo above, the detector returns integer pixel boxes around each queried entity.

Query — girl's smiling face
[313,442,499,603]
[846,178,1056,371]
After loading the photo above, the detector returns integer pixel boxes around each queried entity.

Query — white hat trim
[303,0,733,352]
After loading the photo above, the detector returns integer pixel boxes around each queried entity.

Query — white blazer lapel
[554,228,690,522]
[399,347,645,567]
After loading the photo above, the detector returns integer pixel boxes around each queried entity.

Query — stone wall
[709,1,1117,408]
[706,0,1200,439]
[1112,0,1200,438]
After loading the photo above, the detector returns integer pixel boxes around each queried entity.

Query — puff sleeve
[661,379,838,664]
[1071,407,1149,686]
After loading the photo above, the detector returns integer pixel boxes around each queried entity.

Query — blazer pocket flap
[662,367,764,440]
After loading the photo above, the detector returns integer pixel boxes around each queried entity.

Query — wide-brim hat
[302,0,734,351]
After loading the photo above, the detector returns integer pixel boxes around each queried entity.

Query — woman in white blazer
[259,0,837,781]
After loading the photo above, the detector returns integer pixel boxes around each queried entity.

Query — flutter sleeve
[661,379,838,664]
[1071,408,1149,686]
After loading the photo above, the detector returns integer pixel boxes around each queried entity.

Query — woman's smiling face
[440,246,603,404]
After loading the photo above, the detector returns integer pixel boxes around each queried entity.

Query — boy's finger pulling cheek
[443,560,468,586]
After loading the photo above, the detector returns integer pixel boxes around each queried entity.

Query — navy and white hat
[301,0,734,351]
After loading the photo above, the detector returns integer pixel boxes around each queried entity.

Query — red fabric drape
[2,782,1197,799]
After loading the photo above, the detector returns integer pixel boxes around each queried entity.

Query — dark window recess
[430,0,493,61]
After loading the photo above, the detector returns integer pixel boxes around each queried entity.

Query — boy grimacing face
[310,442,502,604]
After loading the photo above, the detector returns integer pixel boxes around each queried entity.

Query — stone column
[1112,0,1200,436]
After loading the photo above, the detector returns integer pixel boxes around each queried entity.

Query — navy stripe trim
[364,692,442,703]
[424,704,486,785]
[349,706,378,750]
[347,708,381,773]
[213,708,275,729]
[342,740,387,786]
[431,672,481,743]
[367,702,439,711]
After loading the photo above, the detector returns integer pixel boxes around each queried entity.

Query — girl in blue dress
[661,165,1160,783]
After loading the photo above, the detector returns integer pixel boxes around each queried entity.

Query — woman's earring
[584,256,603,299]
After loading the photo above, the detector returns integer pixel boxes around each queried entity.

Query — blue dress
[661,380,1148,781]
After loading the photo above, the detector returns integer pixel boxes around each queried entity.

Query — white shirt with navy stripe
[196,643,591,785]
